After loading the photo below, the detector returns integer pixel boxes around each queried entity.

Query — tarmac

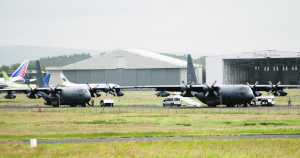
[0,134,299,145]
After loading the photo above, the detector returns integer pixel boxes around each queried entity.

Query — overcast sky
[0,0,300,55]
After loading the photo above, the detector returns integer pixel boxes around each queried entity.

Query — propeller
[26,88,42,99]
[102,83,124,97]
[180,81,193,97]
[114,87,124,96]
[204,81,219,98]
[247,81,261,97]
[86,83,99,97]
[268,81,287,96]
[26,89,38,99]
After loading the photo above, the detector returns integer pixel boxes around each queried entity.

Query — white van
[162,95,202,107]
[100,99,114,107]
[252,96,275,106]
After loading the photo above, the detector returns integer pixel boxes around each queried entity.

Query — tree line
[0,53,91,75]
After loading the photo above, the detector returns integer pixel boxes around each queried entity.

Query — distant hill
[0,45,99,66]
[37,53,91,68]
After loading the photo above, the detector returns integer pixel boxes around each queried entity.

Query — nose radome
[246,87,255,99]
[84,90,92,100]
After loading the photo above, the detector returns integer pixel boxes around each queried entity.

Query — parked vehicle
[251,96,275,106]
[100,99,114,107]
[162,95,202,107]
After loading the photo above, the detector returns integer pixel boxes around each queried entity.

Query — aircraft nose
[245,88,255,100]
[84,90,92,101]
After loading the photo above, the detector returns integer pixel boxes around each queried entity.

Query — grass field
[1,139,300,158]
[1,90,300,157]
[1,106,300,140]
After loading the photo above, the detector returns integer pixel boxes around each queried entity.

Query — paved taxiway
[0,135,299,145]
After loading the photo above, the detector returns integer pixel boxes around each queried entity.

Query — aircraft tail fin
[42,73,51,87]
[35,60,51,88]
[2,71,10,81]
[35,60,45,87]
[10,60,29,82]
[187,54,198,84]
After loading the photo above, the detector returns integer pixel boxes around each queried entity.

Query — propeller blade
[205,91,209,97]
[276,81,281,86]
[213,90,219,97]
[212,81,217,87]
[268,81,273,85]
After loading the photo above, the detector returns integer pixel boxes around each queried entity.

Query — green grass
[1,139,300,158]
[1,108,300,141]
[1,91,300,157]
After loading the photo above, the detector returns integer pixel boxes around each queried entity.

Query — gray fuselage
[60,87,91,105]
[194,85,255,107]
[41,87,92,106]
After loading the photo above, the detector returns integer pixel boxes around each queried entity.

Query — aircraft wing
[249,84,300,96]
[0,88,31,93]
[120,85,182,91]
[250,84,300,91]
[120,84,208,92]
[0,87,62,94]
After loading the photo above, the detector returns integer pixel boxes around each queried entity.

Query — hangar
[205,50,300,85]
[47,49,202,86]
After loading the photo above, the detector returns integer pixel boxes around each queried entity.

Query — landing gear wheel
[226,105,234,108]
[207,105,217,108]
[89,99,95,107]
[243,103,249,108]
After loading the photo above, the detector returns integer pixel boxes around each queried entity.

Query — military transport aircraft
[0,60,124,107]
[0,56,299,108]
[120,54,300,107]
[58,72,124,97]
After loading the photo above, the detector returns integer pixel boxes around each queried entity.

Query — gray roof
[210,50,300,59]
[47,49,187,70]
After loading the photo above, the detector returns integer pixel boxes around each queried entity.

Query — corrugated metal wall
[61,68,183,86]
